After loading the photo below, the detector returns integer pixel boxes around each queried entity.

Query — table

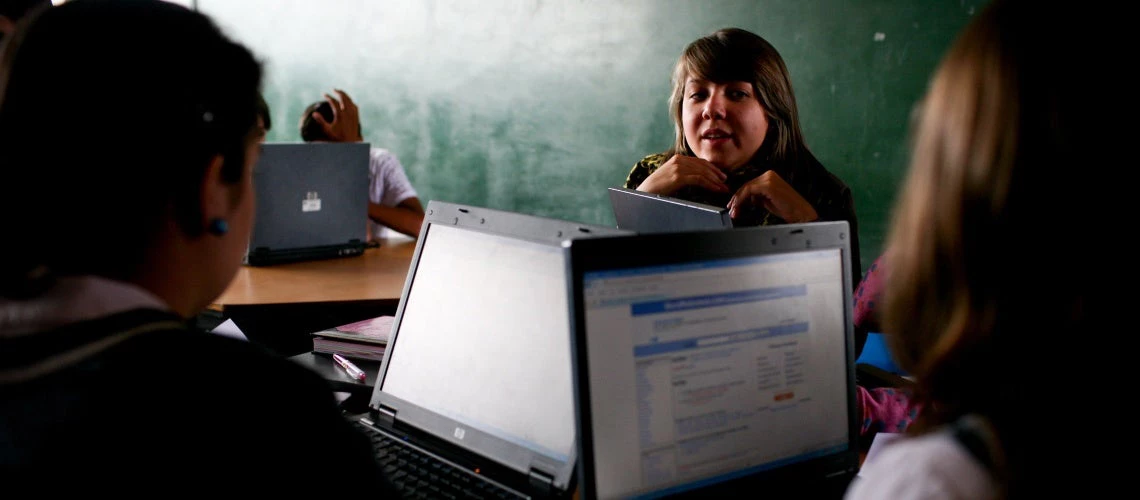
[291,352,382,413]
[209,236,417,356]
[214,235,417,307]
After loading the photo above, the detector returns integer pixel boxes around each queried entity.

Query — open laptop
[608,187,733,234]
[354,201,630,499]
[245,142,370,266]
[565,222,860,499]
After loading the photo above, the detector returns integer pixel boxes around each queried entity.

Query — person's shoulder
[635,152,670,169]
[370,146,407,170]
[847,432,996,500]
[129,329,329,397]
[370,147,395,160]
[625,152,671,188]
[798,152,850,191]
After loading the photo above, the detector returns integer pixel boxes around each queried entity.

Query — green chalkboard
[200,0,983,273]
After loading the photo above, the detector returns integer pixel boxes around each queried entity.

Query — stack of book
[310,315,393,362]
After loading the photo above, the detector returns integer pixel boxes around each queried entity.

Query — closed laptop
[246,142,370,266]
[608,187,733,234]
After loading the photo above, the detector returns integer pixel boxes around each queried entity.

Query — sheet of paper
[210,318,248,341]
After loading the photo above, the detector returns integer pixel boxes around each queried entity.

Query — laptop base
[244,241,366,267]
[354,416,544,499]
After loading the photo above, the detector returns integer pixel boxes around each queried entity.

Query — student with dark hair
[0,1,393,492]
[625,27,861,287]
[299,89,424,239]
[623,27,915,448]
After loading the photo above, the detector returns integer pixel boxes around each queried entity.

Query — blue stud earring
[208,218,229,236]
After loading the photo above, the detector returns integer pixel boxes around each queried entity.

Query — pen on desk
[332,353,367,382]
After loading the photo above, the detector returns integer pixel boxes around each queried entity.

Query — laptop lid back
[249,142,369,252]
[608,187,733,234]
[567,222,859,499]
[369,201,631,491]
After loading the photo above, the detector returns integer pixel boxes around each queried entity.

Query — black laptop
[608,187,733,234]
[565,222,860,499]
[245,142,370,266]
[353,201,630,499]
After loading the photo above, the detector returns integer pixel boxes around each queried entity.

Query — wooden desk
[210,236,416,357]
[214,236,417,307]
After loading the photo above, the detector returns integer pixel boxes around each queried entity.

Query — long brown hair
[884,0,1104,495]
[666,28,809,164]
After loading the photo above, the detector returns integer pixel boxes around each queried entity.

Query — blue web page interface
[581,249,850,498]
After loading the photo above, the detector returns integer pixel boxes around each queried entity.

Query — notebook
[310,315,393,362]
[354,201,630,499]
[608,187,733,234]
[565,221,860,499]
[245,142,370,266]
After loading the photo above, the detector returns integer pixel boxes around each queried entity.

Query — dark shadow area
[207,299,398,357]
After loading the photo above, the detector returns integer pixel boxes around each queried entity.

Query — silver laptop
[355,201,630,499]
[245,142,370,266]
[565,222,860,498]
[608,187,733,234]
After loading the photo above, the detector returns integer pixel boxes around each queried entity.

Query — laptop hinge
[528,468,555,495]
[376,404,397,426]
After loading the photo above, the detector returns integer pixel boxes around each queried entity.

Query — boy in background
[300,89,424,239]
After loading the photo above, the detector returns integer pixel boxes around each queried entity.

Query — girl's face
[681,78,769,171]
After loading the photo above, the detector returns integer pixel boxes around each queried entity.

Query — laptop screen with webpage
[568,223,857,499]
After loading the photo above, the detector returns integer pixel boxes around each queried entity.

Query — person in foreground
[300,90,425,239]
[846,0,1113,497]
[625,27,861,286]
[0,1,392,492]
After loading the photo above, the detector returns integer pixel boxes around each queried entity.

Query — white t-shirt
[846,431,997,500]
[368,147,418,238]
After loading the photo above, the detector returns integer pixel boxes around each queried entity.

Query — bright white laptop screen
[382,224,574,461]
[581,248,850,498]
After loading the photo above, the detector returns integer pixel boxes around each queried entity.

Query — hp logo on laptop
[454,427,466,440]
[302,191,322,212]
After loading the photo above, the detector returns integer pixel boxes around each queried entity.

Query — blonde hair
[883,0,1103,494]
[885,4,1020,387]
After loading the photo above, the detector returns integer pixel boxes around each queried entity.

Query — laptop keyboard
[355,420,526,500]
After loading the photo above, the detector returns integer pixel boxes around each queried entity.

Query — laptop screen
[380,223,575,461]
[580,247,850,498]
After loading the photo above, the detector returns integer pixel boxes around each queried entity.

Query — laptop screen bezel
[368,201,631,491]
[566,222,860,499]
